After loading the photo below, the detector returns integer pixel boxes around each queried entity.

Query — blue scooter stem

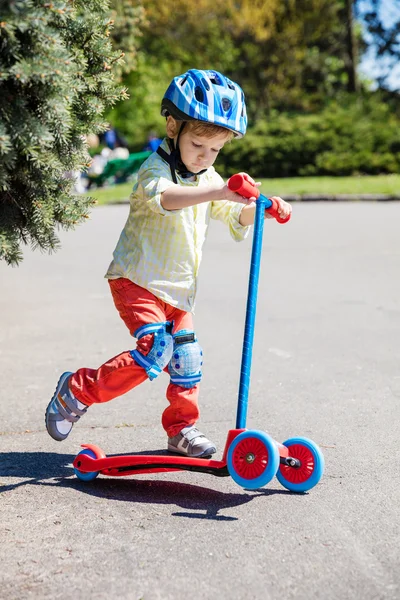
[236,193,272,429]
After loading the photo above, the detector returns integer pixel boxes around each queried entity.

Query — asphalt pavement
[1,201,399,600]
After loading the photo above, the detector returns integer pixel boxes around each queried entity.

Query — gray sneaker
[168,425,216,458]
[45,372,88,441]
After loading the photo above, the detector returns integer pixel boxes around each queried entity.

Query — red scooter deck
[73,446,231,478]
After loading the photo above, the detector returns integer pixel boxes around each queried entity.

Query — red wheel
[280,444,315,484]
[231,436,269,479]
[277,437,324,492]
[73,444,106,482]
[227,430,279,489]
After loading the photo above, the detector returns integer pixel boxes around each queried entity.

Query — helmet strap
[156,121,207,183]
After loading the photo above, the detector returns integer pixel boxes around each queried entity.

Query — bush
[216,94,400,178]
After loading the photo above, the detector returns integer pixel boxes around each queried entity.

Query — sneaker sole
[167,443,216,459]
[45,372,73,442]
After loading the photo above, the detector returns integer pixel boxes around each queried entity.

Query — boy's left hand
[265,196,292,221]
[238,173,292,220]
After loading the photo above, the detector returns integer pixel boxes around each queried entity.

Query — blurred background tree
[111,0,399,145]
[119,0,354,126]
[111,0,399,174]
[109,0,145,76]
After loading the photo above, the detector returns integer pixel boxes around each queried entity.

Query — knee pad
[168,330,203,389]
[130,321,173,381]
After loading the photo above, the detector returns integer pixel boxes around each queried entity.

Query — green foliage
[109,0,146,77]
[107,54,172,149]
[216,94,400,178]
[0,0,131,265]
[109,0,358,143]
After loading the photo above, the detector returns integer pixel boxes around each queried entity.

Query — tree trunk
[345,0,358,92]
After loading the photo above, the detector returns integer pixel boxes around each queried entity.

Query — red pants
[69,278,200,437]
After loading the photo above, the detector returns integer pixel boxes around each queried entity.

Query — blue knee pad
[130,321,173,381]
[168,330,203,389]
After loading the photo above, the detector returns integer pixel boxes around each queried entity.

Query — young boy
[45,69,291,458]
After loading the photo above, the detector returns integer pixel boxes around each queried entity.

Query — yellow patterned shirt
[105,139,250,312]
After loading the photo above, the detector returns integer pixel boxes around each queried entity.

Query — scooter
[73,174,324,493]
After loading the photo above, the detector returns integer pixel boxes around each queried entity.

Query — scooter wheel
[276,437,324,493]
[74,448,100,482]
[227,430,280,490]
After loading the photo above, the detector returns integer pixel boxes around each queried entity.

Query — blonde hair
[168,117,234,141]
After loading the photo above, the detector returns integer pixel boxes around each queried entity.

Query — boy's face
[178,128,229,174]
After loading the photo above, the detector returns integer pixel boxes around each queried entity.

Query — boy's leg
[160,311,199,436]
[46,279,170,440]
[163,384,199,437]
[69,279,169,405]
[161,312,216,457]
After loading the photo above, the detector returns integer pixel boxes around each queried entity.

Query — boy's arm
[160,173,291,222]
[160,183,255,211]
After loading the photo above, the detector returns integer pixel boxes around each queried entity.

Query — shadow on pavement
[0,451,291,520]
[0,451,73,491]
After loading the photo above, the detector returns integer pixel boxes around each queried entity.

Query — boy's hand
[222,172,261,204]
[265,197,292,221]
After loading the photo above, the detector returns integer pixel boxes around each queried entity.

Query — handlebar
[227,174,291,224]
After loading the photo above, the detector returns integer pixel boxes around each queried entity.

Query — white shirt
[105,139,250,312]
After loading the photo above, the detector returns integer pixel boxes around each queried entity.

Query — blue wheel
[227,430,280,490]
[276,437,324,493]
[74,448,100,481]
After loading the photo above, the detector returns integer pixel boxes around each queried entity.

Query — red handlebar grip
[227,174,260,199]
[227,173,291,224]
[267,198,291,224]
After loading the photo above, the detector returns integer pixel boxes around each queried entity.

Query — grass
[259,174,400,196]
[87,174,400,205]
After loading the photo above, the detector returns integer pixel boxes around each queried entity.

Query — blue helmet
[161,69,247,138]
